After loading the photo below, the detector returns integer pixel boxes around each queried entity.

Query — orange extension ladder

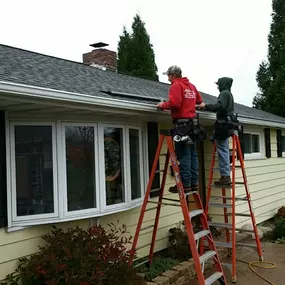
[129,129,227,285]
[203,127,263,283]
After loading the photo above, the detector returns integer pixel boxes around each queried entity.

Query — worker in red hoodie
[157,65,204,193]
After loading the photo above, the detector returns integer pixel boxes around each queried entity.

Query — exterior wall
[205,126,285,226]
[1,121,285,280]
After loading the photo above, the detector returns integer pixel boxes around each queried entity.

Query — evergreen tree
[117,14,158,81]
[253,0,285,117]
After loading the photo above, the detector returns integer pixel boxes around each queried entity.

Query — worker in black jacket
[197,77,234,185]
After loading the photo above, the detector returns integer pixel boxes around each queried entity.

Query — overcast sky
[0,0,272,107]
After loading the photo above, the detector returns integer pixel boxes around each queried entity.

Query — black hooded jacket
[205,77,234,120]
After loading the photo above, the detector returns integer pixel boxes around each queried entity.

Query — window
[10,123,58,222]
[104,127,125,206]
[243,129,264,159]
[129,128,142,201]
[64,125,98,214]
[8,121,145,227]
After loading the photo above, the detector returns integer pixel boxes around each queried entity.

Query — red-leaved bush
[2,223,142,285]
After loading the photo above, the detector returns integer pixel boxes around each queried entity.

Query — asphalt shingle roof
[1,44,285,124]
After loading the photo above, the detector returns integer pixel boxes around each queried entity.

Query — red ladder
[203,129,263,283]
[129,129,227,285]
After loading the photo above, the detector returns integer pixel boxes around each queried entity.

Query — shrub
[272,217,285,240]
[1,224,139,285]
[277,206,285,218]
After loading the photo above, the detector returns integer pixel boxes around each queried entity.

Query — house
[0,43,285,280]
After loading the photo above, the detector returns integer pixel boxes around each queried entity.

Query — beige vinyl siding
[0,220,89,280]
[206,126,285,227]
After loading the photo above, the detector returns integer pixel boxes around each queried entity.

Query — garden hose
[236,258,277,285]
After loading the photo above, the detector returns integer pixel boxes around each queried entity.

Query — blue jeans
[216,138,230,177]
[175,142,199,187]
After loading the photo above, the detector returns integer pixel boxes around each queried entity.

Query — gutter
[0,80,285,128]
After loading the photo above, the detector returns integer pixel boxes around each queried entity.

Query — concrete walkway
[190,242,285,285]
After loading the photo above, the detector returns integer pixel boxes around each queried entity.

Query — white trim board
[1,80,285,128]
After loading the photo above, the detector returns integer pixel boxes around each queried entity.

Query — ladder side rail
[201,141,217,255]
[236,133,264,261]
[129,134,165,264]
[205,142,217,215]
[166,136,205,285]
[222,188,230,245]
[149,150,170,264]
[231,135,237,283]
[194,193,227,281]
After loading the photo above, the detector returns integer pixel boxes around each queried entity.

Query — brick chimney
[83,42,117,72]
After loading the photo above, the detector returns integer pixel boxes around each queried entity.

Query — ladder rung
[150,188,160,193]
[162,197,180,202]
[155,169,164,174]
[145,206,157,212]
[209,222,231,229]
[235,181,245,185]
[215,241,257,249]
[160,153,168,156]
[226,213,251,217]
[210,195,248,201]
[134,259,149,268]
[208,203,232,208]
[185,190,198,196]
[194,230,210,240]
[211,184,232,189]
[189,209,203,218]
[141,225,154,231]
[148,201,181,207]
[199,250,217,264]
[205,272,223,285]
[208,222,255,233]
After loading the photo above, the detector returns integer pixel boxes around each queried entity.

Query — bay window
[8,121,145,227]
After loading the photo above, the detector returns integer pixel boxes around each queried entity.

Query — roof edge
[0,80,285,128]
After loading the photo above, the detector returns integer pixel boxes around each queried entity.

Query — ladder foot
[232,276,237,283]
[260,256,264,262]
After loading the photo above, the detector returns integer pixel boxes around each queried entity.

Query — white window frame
[61,123,100,218]
[10,122,59,223]
[99,123,129,213]
[243,127,265,160]
[7,119,145,228]
[127,126,145,206]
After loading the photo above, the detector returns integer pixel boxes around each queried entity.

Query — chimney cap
[90,42,109,48]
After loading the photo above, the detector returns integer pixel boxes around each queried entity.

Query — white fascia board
[0,80,285,128]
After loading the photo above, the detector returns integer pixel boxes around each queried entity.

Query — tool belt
[172,116,207,143]
[213,114,239,140]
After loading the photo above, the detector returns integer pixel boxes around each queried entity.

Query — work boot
[169,185,192,194]
[214,176,231,185]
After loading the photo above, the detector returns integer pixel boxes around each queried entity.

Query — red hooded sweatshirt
[160,77,202,119]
